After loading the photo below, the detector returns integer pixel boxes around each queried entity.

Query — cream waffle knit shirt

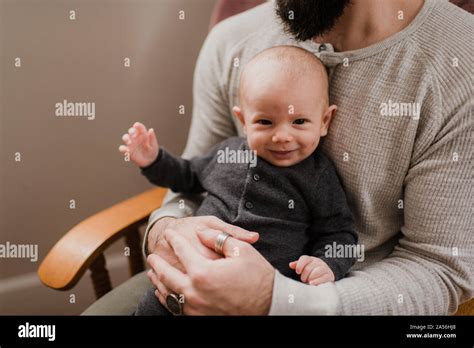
[144,0,473,314]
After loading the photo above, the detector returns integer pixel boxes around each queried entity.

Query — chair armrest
[455,298,474,315]
[38,187,168,290]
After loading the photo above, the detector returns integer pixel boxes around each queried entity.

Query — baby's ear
[232,106,245,126]
[320,105,337,137]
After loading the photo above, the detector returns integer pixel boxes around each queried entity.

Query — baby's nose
[272,130,293,142]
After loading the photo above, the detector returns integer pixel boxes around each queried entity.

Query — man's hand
[147,215,260,273]
[147,228,275,315]
[119,121,159,168]
[289,256,335,285]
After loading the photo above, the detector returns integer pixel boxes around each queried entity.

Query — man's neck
[313,0,425,52]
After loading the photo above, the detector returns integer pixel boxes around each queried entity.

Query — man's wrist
[261,269,276,315]
[146,216,176,255]
[268,270,341,315]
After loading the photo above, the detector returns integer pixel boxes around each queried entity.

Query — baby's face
[234,69,335,167]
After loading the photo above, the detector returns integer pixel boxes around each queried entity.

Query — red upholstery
[450,0,474,14]
[209,0,265,29]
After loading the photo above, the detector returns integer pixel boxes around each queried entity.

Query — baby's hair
[239,45,330,105]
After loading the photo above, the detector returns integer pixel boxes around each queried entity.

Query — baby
[119,46,357,315]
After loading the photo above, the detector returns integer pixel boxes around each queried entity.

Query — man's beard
[276,0,351,41]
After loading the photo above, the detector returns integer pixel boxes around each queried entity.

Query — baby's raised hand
[119,122,159,168]
[289,256,335,286]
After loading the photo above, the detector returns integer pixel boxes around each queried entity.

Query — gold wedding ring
[214,232,231,255]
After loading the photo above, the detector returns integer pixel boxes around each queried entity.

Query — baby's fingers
[129,124,148,146]
[308,266,335,285]
[118,145,129,154]
[147,128,158,149]
[306,266,326,282]
[295,256,313,275]
[128,127,137,138]
[301,262,321,283]
[133,122,148,135]
[309,273,334,286]
[122,133,131,145]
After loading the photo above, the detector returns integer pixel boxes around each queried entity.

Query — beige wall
[0,0,216,314]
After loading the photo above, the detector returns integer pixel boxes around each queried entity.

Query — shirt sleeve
[270,100,473,315]
[142,23,238,256]
[140,147,214,194]
[307,161,358,281]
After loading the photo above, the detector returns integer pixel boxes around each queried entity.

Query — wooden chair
[38,187,167,299]
[38,0,473,316]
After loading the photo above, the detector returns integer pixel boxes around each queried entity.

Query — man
[85,0,473,315]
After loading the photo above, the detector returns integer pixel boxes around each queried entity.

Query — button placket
[241,167,259,211]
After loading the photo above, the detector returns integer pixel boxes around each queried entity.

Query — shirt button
[245,201,253,209]
[253,173,260,181]
[319,44,327,52]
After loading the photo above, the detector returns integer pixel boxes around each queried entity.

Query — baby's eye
[293,119,307,125]
[257,119,272,125]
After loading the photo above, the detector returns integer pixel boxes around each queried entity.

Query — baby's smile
[235,90,333,167]
[232,46,336,167]
[268,149,298,159]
